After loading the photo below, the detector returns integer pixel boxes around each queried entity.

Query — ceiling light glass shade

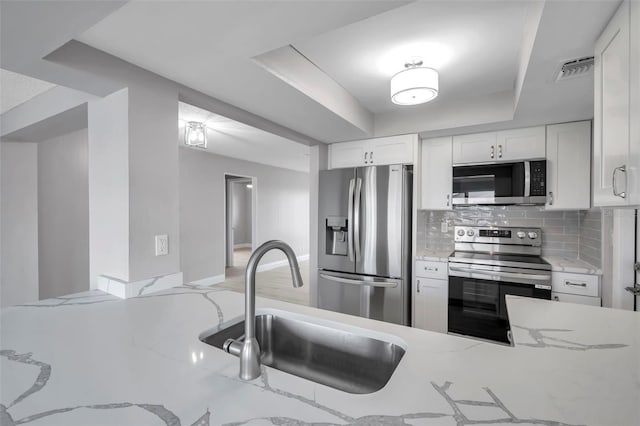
[390,67,439,105]
[185,121,207,148]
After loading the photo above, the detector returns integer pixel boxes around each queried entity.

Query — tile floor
[216,247,310,306]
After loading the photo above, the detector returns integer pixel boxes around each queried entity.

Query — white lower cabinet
[551,271,601,307]
[413,260,448,333]
[552,292,602,307]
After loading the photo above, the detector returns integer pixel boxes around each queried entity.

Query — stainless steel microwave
[452,160,547,205]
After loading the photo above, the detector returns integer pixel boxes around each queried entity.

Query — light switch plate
[155,235,169,256]
[441,221,448,233]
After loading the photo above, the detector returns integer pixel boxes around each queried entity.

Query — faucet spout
[238,240,303,380]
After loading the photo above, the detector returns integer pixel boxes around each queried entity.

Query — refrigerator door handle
[347,178,355,262]
[319,273,398,288]
[354,177,362,262]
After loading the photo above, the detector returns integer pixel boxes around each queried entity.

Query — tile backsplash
[417,206,602,267]
[579,210,602,267]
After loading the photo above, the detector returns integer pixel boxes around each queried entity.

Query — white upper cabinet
[452,126,545,164]
[546,121,592,210]
[368,135,416,165]
[328,140,369,169]
[593,0,640,206]
[496,126,546,161]
[328,134,417,169]
[452,132,496,164]
[420,137,453,210]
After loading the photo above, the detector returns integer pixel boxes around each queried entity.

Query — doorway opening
[224,174,257,279]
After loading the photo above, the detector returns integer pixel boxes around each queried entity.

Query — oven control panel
[454,226,542,246]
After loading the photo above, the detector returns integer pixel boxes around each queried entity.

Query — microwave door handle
[524,161,531,197]
[449,266,549,281]
[347,178,355,261]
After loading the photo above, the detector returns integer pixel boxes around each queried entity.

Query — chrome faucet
[231,240,303,380]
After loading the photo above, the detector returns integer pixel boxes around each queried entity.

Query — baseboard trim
[97,271,183,299]
[190,274,225,286]
[256,254,309,273]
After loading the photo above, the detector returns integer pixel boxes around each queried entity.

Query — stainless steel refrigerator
[317,164,412,325]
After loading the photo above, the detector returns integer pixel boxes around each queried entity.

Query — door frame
[223,173,257,275]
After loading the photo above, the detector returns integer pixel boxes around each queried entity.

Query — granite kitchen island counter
[1,287,638,426]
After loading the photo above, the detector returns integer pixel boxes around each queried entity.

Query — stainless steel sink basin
[200,309,406,394]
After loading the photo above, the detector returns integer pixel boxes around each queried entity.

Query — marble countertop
[1,287,638,425]
[415,250,453,262]
[542,256,603,275]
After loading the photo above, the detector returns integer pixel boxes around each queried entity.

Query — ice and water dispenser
[325,216,348,256]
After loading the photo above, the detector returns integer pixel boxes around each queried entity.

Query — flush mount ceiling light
[184,121,207,148]
[390,58,439,106]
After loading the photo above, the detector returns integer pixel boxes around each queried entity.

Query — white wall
[180,148,309,283]
[1,142,39,307]
[88,82,181,287]
[308,144,328,307]
[127,82,181,282]
[88,89,130,285]
[38,129,89,299]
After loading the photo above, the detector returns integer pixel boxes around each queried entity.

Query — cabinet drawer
[415,260,448,279]
[551,272,599,297]
[552,292,602,307]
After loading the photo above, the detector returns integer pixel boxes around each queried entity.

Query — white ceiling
[76,1,406,143]
[0,1,622,144]
[0,68,56,114]
[295,1,529,114]
[179,102,310,173]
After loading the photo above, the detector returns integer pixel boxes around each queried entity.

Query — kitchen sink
[199,309,406,394]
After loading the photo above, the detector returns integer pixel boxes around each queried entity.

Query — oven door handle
[449,266,550,281]
[319,273,398,288]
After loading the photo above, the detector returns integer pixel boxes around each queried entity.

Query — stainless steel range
[448,226,551,344]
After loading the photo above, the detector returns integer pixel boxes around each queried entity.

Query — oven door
[448,270,551,344]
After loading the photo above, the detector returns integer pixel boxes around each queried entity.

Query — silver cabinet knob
[527,232,538,239]
[516,231,526,239]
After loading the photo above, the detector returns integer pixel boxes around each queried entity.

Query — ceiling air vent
[555,56,594,81]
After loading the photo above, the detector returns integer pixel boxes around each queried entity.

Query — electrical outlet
[441,221,448,233]
[155,235,169,256]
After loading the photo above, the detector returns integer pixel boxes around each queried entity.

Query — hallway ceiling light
[390,58,439,106]
[185,121,207,148]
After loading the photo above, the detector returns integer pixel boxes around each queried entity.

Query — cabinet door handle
[446,194,450,207]
[498,144,503,158]
[548,191,553,206]
[612,165,626,198]
[565,280,587,287]
[364,151,368,164]
[369,151,374,164]
[416,280,420,293]
[490,145,495,159]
